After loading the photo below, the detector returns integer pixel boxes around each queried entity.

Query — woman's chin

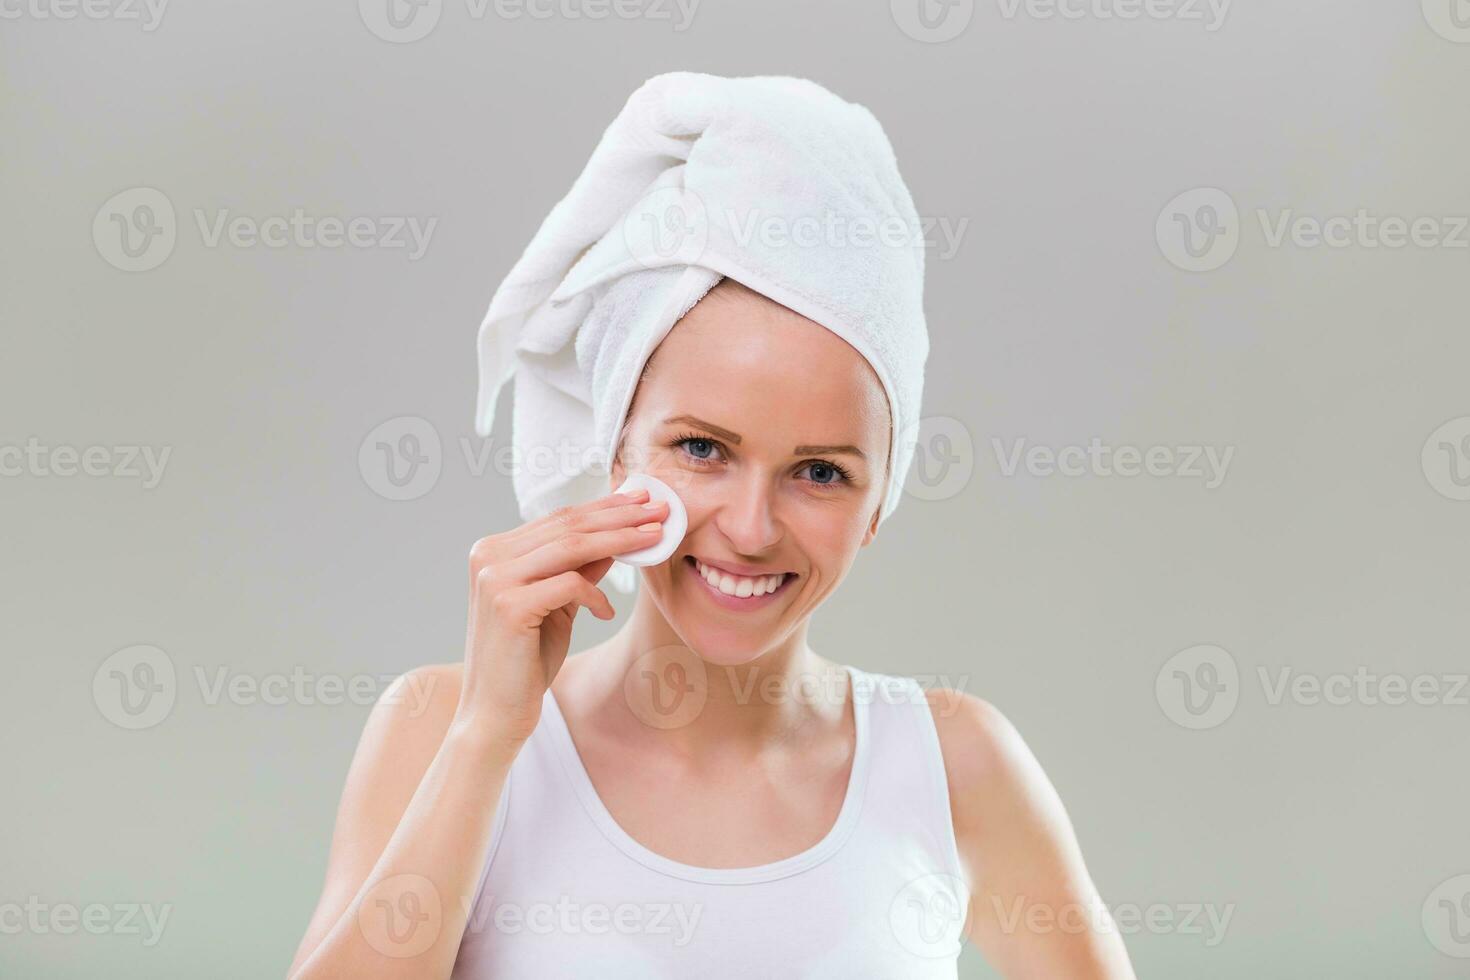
[666,619,776,668]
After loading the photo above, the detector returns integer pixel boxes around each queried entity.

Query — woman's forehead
[636,287,891,446]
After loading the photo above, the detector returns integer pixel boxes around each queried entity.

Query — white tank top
[451,665,968,979]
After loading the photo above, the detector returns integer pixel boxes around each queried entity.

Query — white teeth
[695,560,786,599]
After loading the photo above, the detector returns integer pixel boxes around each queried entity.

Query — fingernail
[641,500,665,510]
[637,522,661,532]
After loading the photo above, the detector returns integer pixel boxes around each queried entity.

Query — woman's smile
[683,555,798,611]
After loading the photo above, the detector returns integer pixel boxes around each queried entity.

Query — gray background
[4,0,1469,976]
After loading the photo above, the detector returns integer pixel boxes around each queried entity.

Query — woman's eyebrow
[664,414,742,444]
[664,414,858,461]
[794,443,866,459]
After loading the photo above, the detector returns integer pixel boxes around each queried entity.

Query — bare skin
[287,280,1136,978]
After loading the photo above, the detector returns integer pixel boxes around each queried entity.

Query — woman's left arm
[928,690,1137,979]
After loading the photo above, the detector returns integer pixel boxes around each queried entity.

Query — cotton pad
[612,473,688,567]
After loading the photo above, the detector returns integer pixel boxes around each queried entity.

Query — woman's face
[611,280,891,666]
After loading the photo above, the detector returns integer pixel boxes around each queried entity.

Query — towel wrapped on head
[475,71,929,592]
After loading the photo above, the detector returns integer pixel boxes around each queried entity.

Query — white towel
[475,71,929,592]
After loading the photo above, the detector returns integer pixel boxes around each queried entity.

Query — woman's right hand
[455,487,669,748]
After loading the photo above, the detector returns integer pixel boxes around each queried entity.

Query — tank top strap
[847,666,967,882]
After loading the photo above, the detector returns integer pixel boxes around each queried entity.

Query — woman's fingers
[492,569,615,631]
[494,497,667,566]
[503,522,664,585]
[513,489,649,540]
[468,491,660,577]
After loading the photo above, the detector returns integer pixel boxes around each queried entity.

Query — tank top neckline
[538,663,873,885]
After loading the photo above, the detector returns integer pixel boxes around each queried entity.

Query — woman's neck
[584,584,849,753]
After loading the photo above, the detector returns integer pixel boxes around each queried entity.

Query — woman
[289,73,1135,979]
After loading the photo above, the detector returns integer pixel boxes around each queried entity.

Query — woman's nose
[711,473,783,556]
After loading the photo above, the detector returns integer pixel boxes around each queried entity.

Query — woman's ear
[860,506,882,548]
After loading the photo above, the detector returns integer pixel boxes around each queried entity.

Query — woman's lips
[684,556,796,611]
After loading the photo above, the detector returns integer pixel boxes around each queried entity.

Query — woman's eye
[679,438,718,461]
[804,462,844,485]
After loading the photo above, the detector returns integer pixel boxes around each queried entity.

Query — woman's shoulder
[381,661,465,727]
[923,687,1034,805]
[921,684,1087,887]
[349,662,466,770]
